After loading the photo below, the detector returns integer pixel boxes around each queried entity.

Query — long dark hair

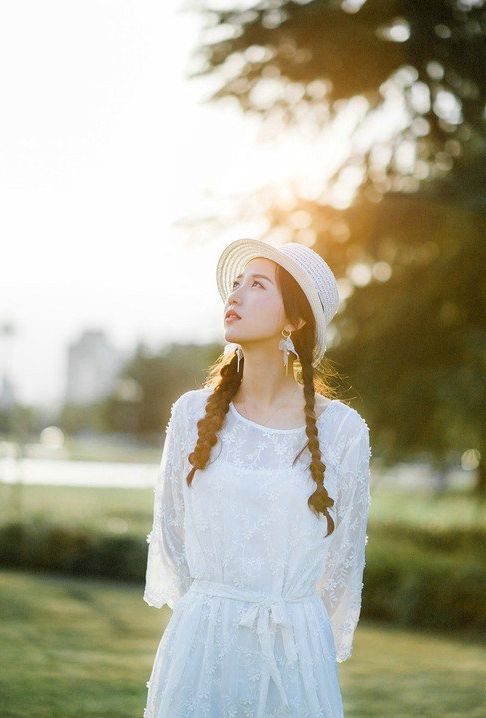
[185,263,341,537]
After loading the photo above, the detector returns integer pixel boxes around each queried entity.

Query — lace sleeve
[143,395,192,610]
[316,417,372,662]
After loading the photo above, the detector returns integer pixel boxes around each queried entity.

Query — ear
[292,318,306,331]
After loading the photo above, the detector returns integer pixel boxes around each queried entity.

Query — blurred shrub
[0,520,142,581]
[0,519,485,633]
[365,537,485,630]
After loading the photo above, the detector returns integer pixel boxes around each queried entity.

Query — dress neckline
[228,398,338,434]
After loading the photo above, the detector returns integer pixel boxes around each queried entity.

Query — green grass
[0,568,169,718]
[27,436,162,463]
[0,483,154,535]
[1,569,485,718]
[340,620,486,718]
[370,486,486,530]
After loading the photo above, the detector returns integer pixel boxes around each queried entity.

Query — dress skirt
[143,578,344,718]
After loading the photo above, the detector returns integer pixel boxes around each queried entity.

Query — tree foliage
[189,0,486,491]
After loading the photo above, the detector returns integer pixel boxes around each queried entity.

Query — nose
[227,288,240,307]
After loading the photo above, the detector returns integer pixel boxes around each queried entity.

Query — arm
[316,417,372,662]
[143,394,192,610]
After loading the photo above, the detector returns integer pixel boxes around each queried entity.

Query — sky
[0,1,400,409]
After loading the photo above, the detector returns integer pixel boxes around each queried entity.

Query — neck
[233,342,301,408]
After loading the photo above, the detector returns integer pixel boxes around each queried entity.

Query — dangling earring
[278,329,299,376]
[235,344,244,372]
[223,342,244,372]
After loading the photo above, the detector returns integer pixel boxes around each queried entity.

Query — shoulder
[325,399,369,441]
[324,402,372,477]
[171,387,213,421]
[164,388,210,437]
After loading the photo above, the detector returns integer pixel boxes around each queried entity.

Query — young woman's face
[224,257,287,343]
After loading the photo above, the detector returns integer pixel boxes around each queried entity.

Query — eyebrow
[234,272,274,284]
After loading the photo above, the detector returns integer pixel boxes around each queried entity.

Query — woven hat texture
[216,238,340,367]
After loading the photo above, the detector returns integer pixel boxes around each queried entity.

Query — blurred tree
[0,403,39,441]
[100,341,222,439]
[58,402,106,435]
[188,0,486,492]
[189,0,486,188]
[57,342,223,440]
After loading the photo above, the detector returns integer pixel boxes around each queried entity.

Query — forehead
[236,257,277,280]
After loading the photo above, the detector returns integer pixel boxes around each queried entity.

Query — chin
[224,331,240,341]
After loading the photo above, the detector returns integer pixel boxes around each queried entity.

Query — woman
[143,239,372,718]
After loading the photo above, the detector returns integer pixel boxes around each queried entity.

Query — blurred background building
[65,329,124,405]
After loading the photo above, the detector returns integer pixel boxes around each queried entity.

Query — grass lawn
[1,569,484,718]
[0,482,155,535]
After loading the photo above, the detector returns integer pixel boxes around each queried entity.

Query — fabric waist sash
[189,577,318,715]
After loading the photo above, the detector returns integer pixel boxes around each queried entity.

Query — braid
[186,342,336,537]
[186,260,339,539]
[297,343,336,537]
[185,352,242,485]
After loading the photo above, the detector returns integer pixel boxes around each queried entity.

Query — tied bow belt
[190,578,317,713]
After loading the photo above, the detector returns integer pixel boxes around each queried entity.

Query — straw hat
[216,238,340,367]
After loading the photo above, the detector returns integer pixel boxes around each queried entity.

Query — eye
[231,279,264,289]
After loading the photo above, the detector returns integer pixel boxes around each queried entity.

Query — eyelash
[232,280,264,289]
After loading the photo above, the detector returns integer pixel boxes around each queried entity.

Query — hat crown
[277,243,340,324]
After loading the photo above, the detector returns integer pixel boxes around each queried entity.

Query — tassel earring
[235,344,244,372]
[223,342,244,372]
[278,329,299,376]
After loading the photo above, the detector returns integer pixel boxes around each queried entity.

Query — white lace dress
[143,387,372,718]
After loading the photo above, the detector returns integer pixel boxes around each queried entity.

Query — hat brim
[216,238,328,367]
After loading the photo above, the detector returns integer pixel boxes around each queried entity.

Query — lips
[225,310,241,320]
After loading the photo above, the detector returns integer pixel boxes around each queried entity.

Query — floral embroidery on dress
[143,387,372,717]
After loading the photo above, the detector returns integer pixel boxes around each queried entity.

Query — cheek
[251,292,285,329]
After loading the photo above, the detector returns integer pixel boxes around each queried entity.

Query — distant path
[0,457,476,490]
[0,458,157,488]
